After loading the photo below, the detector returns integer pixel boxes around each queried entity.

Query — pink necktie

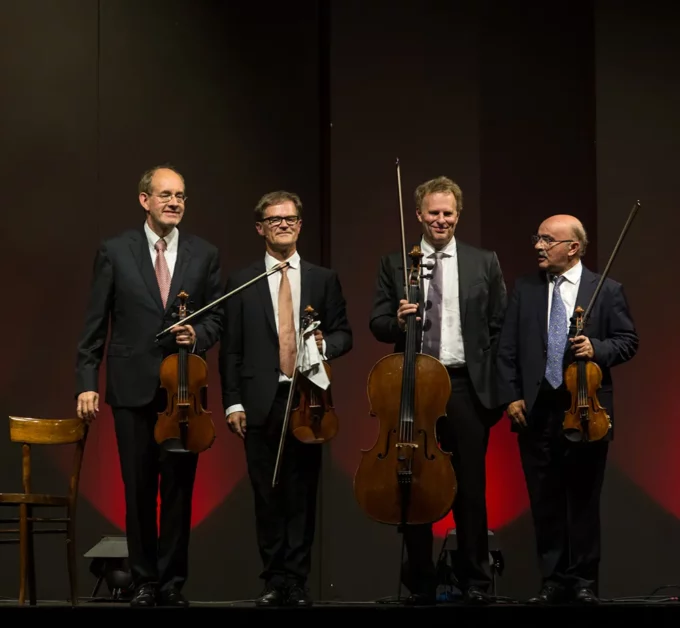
[154,238,171,308]
[278,266,296,377]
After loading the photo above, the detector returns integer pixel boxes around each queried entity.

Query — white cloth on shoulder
[297,320,330,390]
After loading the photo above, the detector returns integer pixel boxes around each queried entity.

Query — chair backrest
[8,417,86,445]
[7,417,89,500]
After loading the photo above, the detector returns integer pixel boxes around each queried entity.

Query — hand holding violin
[313,329,323,351]
[170,324,196,347]
[569,335,594,359]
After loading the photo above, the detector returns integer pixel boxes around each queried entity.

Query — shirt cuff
[225,404,245,417]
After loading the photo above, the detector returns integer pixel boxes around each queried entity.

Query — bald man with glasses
[496,214,638,606]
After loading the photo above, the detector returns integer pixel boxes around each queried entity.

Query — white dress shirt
[144,221,199,353]
[226,250,327,418]
[547,260,582,335]
[420,236,466,368]
[144,221,178,275]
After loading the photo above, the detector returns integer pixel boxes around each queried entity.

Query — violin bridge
[396,443,418,449]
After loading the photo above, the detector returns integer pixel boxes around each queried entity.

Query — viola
[272,305,338,487]
[155,290,215,454]
[289,306,339,445]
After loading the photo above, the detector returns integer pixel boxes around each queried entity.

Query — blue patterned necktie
[545,274,568,388]
[422,252,443,359]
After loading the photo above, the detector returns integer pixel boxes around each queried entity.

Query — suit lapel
[130,229,164,313]
[299,260,312,324]
[455,242,474,327]
[165,234,192,314]
[255,261,277,336]
[537,274,549,348]
[573,266,598,329]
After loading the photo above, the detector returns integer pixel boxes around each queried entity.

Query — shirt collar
[552,259,582,285]
[265,249,300,271]
[420,235,457,259]
[144,221,178,250]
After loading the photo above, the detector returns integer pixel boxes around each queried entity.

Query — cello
[155,290,216,454]
[353,159,457,527]
[562,200,641,442]
[272,305,338,487]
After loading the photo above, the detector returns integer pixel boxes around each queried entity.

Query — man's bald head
[534,214,588,274]
[539,215,587,250]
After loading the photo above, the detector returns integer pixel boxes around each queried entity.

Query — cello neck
[399,281,419,442]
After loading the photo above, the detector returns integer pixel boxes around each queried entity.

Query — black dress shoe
[287,584,313,607]
[574,588,599,604]
[159,587,189,607]
[528,584,566,605]
[256,587,285,607]
[464,586,490,605]
[130,584,157,607]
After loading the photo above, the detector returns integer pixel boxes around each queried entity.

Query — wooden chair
[0,416,89,606]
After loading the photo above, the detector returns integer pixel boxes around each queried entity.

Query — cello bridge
[396,443,418,449]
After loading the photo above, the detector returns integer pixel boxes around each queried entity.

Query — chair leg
[66,518,78,606]
[18,504,27,605]
[27,506,36,605]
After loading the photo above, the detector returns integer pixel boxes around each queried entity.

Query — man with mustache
[75,165,224,607]
[369,176,508,605]
[496,214,638,605]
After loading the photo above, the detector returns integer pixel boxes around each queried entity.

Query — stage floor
[1,597,679,625]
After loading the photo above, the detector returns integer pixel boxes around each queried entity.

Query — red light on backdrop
[433,416,529,536]
[51,367,247,530]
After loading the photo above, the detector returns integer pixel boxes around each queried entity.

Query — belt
[445,365,468,377]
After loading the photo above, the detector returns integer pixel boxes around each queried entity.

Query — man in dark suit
[369,176,507,605]
[75,165,223,607]
[219,190,352,607]
[496,214,638,605]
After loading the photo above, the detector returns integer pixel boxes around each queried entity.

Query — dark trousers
[244,383,322,589]
[403,370,494,594]
[518,382,609,593]
[112,391,198,593]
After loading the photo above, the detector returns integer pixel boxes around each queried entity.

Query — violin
[353,159,457,526]
[561,200,641,443]
[562,306,611,442]
[155,290,216,454]
[272,305,338,487]
[289,306,339,444]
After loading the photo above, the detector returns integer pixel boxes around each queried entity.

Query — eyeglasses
[152,193,187,204]
[531,235,573,246]
[261,215,300,226]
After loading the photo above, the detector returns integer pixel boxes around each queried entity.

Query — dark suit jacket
[496,264,638,437]
[369,240,507,411]
[219,258,353,427]
[75,227,224,408]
